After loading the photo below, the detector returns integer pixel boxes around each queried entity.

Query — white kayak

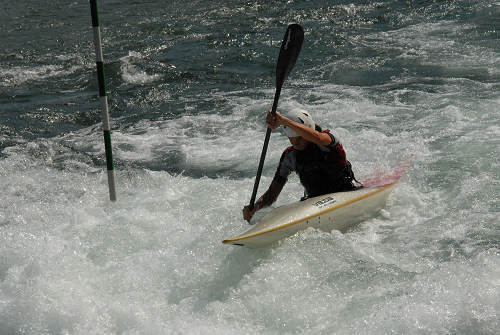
[223,167,406,248]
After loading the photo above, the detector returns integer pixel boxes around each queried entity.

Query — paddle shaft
[248,86,282,210]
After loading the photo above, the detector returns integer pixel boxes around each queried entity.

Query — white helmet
[282,108,315,137]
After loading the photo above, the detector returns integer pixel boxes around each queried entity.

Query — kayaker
[243,109,358,222]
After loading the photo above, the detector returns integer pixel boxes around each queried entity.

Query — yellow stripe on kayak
[223,181,398,244]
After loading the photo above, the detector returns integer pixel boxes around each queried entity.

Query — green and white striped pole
[89,0,117,201]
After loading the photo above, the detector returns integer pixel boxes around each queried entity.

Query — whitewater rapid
[1,0,500,333]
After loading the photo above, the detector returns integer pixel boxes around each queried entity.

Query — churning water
[1,1,499,334]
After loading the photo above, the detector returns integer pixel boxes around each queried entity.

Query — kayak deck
[223,179,399,248]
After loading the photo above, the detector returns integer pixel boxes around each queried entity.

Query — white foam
[120,51,162,84]
[2,5,500,331]
[0,64,80,87]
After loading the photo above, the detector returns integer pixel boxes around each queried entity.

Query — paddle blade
[276,24,304,89]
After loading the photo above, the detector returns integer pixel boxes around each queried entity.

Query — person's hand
[242,204,258,222]
[243,198,263,222]
[266,110,284,130]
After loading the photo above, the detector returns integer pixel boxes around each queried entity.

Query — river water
[1,0,499,334]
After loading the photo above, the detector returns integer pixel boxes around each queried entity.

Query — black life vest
[295,142,356,198]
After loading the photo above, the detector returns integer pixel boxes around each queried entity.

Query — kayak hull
[223,176,401,248]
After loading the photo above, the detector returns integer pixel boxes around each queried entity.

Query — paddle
[248,24,304,211]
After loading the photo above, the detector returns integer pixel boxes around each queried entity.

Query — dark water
[1,1,499,334]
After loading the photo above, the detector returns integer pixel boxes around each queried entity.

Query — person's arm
[266,110,332,146]
[243,178,284,222]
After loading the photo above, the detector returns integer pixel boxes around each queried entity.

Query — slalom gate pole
[89,0,117,201]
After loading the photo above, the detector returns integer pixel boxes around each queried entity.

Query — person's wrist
[280,115,291,127]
